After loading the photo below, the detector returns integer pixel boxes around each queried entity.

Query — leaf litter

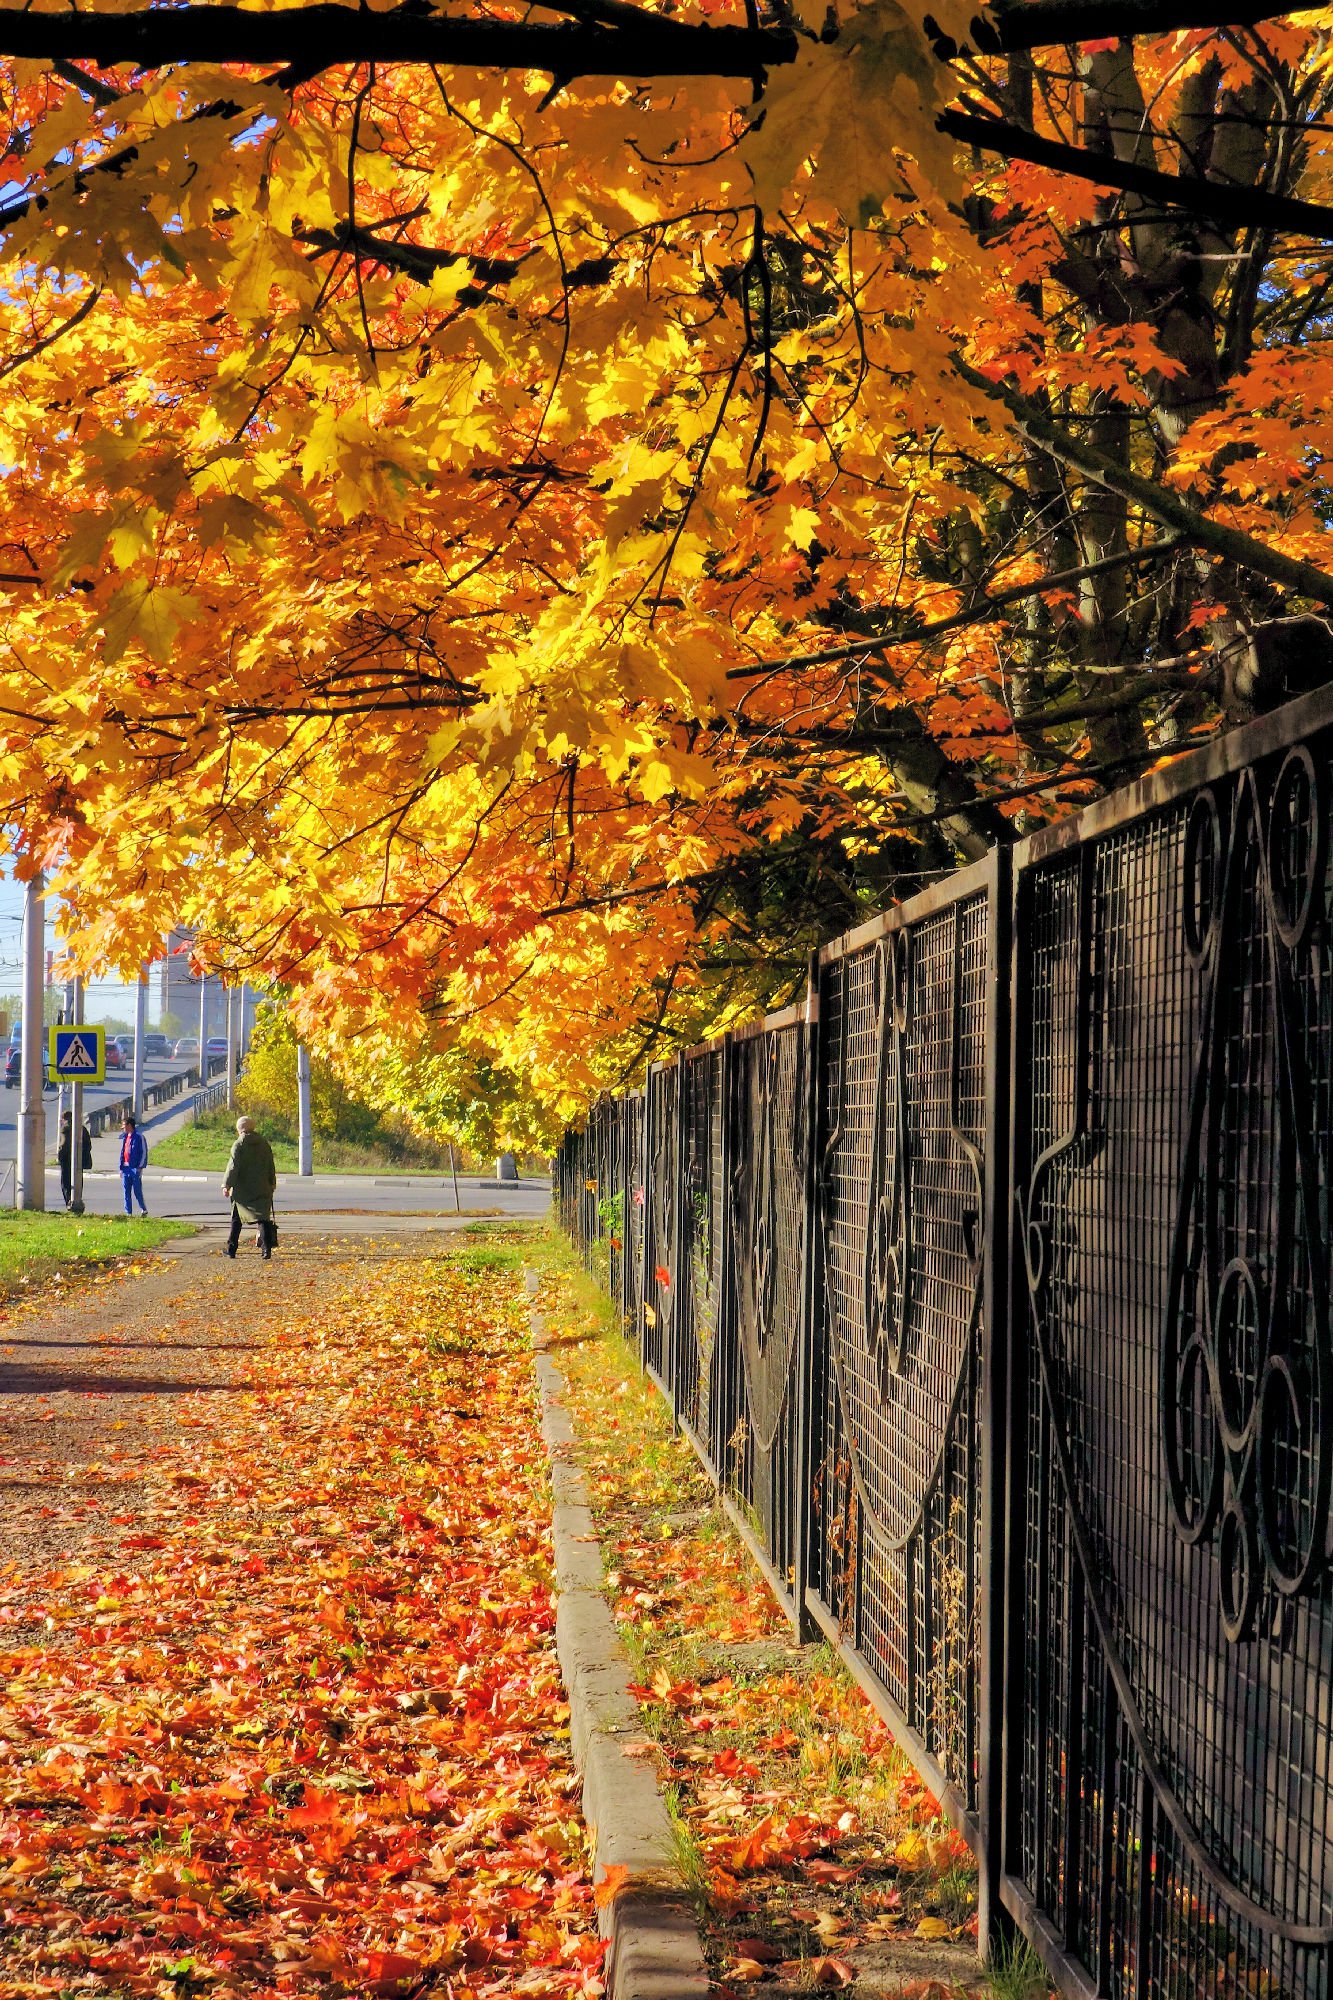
[0,1241,604,1997]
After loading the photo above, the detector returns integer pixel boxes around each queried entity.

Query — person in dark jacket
[223,1116,277,1260]
[119,1114,148,1216]
[57,1111,92,1209]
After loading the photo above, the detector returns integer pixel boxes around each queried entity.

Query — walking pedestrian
[57,1111,92,1209]
[119,1114,149,1215]
[223,1115,277,1260]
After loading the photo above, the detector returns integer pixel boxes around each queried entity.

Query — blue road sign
[48,1026,106,1083]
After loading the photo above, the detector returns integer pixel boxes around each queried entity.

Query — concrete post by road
[225,987,237,1110]
[16,871,45,1211]
[197,970,208,1081]
[132,965,148,1118]
[70,975,85,1216]
[297,1043,313,1176]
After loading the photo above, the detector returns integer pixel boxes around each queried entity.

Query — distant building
[158,931,252,1045]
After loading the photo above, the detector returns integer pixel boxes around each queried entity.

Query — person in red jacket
[119,1114,148,1216]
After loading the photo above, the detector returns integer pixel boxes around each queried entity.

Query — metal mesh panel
[722,1024,811,1614]
[677,1048,726,1465]
[812,893,990,1819]
[1011,736,1333,2000]
[643,1064,679,1393]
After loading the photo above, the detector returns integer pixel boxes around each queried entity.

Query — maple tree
[0,0,1326,1122]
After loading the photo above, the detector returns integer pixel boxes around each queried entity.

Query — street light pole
[70,975,85,1216]
[197,968,207,1081]
[225,987,236,1110]
[132,964,147,1118]
[297,1044,313,1176]
[16,871,45,1211]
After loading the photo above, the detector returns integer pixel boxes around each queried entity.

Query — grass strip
[527,1226,1046,2000]
[0,1211,193,1296]
[152,1109,488,1178]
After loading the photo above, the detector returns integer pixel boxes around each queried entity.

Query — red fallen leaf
[805,1958,857,1989]
[654,1265,671,1287]
[804,1859,864,1883]
[594,1862,631,1908]
[366,1949,425,1983]
[287,1787,339,1828]
[732,1938,782,1962]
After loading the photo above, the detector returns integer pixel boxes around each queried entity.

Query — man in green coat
[223,1116,278,1261]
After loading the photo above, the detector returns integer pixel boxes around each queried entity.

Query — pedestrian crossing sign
[48,1026,105,1083]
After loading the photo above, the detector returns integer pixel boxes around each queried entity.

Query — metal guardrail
[83,1053,231,1137]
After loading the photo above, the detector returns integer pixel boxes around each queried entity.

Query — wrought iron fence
[554,682,1333,2000]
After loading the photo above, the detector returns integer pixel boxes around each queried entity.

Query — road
[0,1051,196,1156]
[43,1164,552,1225]
[0,1049,553,1224]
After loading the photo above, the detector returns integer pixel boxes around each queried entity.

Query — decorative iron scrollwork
[732,1031,804,1453]
[1163,753,1333,1642]
[863,931,913,1401]
[823,904,986,1554]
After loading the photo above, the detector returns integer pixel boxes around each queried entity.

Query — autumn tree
[0,0,1327,1118]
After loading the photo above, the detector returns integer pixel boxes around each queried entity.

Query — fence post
[789,950,823,1645]
[667,1060,686,1432]
[639,1064,657,1378]
[977,843,1013,1959]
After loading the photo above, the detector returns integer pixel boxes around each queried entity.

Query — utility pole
[69,975,85,1216]
[225,986,237,1110]
[16,871,45,1211]
[197,969,208,1080]
[297,1044,313,1176]
[132,964,147,1119]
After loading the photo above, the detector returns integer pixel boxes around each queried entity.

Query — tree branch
[953,354,1333,608]
[940,102,1333,240]
[726,538,1182,680]
[979,0,1325,52]
[0,4,795,81]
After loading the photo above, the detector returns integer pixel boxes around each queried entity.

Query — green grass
[151,1111,462,1178]
[984,1934,1050,2000]
[0,1211,193,1293]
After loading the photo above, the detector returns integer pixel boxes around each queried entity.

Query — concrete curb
[527,1278,710,2000]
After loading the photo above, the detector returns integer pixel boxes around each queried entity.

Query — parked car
[173,1036,199,1060]
[4,1045,54,1092]
[205,1037,229,1070]
[144,1032,169,1058]
[104,1037,125,1069]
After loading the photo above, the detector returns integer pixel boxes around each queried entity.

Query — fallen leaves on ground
[0,1242,603,1996]
[537,1238,981,1996]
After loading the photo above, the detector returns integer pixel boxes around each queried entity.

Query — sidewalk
[0,1223,605,1997]
[86,1078,209,1172]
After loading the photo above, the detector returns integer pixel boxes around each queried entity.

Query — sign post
[68,981,88,1215]
[16,872,45,1211]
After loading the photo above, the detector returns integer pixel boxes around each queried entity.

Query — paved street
[0,1049,551,1224]
[40,1163,551,1225]
[0,1051,196,1160]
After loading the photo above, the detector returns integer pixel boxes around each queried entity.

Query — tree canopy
[0,0,1328,1136]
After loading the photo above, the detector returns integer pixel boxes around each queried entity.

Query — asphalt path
[45,1165,552,1224]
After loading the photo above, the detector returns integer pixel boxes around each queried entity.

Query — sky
[0,860,158,1023]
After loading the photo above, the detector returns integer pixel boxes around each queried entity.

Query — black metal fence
[555,683,1333,2000]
